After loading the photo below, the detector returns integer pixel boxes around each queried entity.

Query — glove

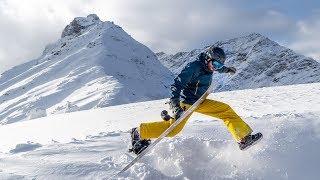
[227,67,236,75]
[161,110,172,121]
[169,98,184,120]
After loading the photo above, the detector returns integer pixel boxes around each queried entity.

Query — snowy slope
[0,14,173,124]
[0,83,319,179]
[157,33,320,92]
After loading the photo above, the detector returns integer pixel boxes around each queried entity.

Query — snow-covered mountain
[0,14,173,124]
[157,33,320,91]
[0,83,319,179]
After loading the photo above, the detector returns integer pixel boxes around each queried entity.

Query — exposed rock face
[0,14,173,124]
[61,14,101,38]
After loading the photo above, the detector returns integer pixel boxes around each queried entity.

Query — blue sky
[0,0,319,73]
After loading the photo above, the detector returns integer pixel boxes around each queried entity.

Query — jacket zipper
[194,80,200,95]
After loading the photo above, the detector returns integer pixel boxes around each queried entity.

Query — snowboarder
[130,47,262,154]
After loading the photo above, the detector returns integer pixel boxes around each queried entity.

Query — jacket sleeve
[170,63,196,100]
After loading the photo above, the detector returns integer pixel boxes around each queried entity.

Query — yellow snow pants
[140,99,252,142]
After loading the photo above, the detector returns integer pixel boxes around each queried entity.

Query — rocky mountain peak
[61,14,102,38]
[0,14,172,124]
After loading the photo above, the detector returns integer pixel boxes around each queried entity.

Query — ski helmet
[206,47,226,63]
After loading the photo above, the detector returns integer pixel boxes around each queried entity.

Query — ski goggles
[211,60,224,70]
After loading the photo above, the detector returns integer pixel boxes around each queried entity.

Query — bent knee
[220,102,232,110]
[208,100,232,111]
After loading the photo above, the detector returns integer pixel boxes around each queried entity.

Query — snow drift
[0,83,319,179]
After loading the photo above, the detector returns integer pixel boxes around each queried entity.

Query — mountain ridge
[0,14,173,124]
[157,33,320,92]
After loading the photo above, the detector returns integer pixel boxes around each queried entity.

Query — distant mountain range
[157,33,320,92]
[1,14,319,125]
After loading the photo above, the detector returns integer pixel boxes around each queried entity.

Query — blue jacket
[171,53,229,105]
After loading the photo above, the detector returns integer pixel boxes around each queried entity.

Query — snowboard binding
[129,128,151,155]
[129,139,151,155]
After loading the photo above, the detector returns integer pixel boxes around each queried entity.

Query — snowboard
[110,83,214,178]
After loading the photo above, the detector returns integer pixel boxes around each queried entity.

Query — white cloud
[0,0,318,73]
[0,0,88,73]
[83,0,296,53]
[289,13,320,61]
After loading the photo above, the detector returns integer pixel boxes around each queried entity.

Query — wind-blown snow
[0,14,173,124]
[0,83,319,179]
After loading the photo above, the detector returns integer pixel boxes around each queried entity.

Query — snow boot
[129,128,151,155]
[238,132,263,150]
